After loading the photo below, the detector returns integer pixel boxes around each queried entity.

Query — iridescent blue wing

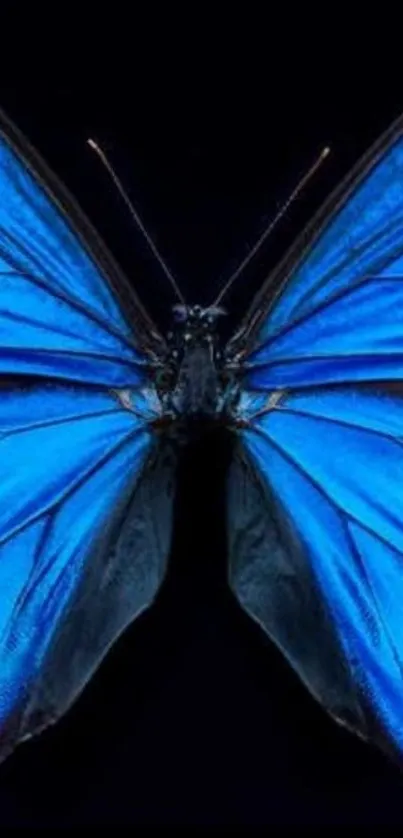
[229,113,403,758]
[0,109,157,385]
[0,109,172,761]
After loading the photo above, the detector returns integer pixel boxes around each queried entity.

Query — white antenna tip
[87,138,98,151]
[321,146,331,158]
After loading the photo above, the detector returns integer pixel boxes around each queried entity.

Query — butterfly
[0,104,402,766]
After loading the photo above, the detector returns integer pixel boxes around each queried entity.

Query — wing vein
[268,404,403,445]
[248,424,402,557]
[0,422,148,549]
[0,234,139,355]
[341,513,403,679]
[0,407,122,440]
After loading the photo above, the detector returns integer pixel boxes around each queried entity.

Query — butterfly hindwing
[227,433,368,740]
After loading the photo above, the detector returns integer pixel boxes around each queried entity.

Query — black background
[0,5,402,826]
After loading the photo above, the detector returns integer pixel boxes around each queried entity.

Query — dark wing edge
[226,440,389,755]
[0,439,177,763]
[0,106,162,351]
[237,110,403,351]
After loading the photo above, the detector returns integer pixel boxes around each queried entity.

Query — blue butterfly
[0,106,402,764]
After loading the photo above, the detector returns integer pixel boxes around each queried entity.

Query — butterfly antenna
[87,138,185,305]
[211,146,331,307]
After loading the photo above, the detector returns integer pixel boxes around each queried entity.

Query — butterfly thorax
[170,304,224,417]
[153,305,240,434]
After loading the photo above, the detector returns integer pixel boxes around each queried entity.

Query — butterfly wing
[229,113,403,757]
[0,108,159,385]
[0,109,172,760]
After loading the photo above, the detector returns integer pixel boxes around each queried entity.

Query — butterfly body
[152,304,242,437]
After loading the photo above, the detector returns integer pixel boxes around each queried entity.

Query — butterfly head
[165,304,226,370]
[171,304,226,340]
